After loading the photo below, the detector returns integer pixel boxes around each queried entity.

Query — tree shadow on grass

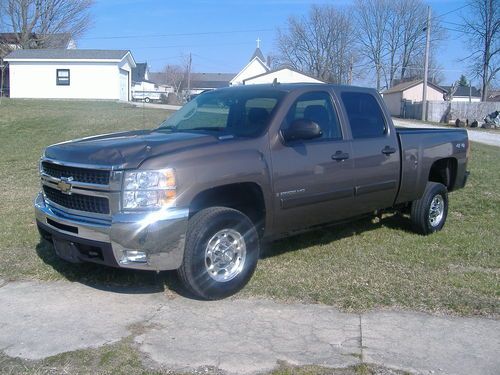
[262,212,414,259]
[36,212,415,297]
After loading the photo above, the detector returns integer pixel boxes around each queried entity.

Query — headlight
[122,169,176,210]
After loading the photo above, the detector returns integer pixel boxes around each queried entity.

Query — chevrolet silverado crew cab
[35,84,469,299]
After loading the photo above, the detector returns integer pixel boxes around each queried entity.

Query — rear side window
[341,92,386,139]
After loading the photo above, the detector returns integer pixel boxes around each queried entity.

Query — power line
[80,28,274,40]
[433,4,470,19]
[130,41,255,50]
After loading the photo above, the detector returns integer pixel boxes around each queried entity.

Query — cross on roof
[256,38,261,48]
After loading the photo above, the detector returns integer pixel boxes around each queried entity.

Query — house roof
[250,47,266,63]
[0,32,73,48]
[5,49,131,61]
[382,79,446,94]
[441,85,481,97]
[191,72,236,82]
[242,67,324,84]
[132,62,148,82]
[149,71,235,88]
[190,80,231,89]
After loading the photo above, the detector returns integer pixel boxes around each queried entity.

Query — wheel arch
[189,182,266,237]
[428,157,458,191]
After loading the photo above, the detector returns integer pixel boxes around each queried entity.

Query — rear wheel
[144,97,150,103]
[410,182,448,235]
[178,207,260,299]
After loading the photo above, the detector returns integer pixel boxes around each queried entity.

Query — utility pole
[348,55,353,85]
[186,53,192,101]
[0,57,4,104]
[421,6,431,121]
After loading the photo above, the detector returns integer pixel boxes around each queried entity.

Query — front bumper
[34,192,189,271]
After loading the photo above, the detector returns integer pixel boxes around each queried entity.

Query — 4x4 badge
[57,177,73,195]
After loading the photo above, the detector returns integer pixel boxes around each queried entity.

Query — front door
[271,90,355,234]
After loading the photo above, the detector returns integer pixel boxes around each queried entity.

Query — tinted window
[341,92,386,139]
[284,91,342,140]
[159,89,284,137]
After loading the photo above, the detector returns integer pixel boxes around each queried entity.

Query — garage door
[119,69,129,101]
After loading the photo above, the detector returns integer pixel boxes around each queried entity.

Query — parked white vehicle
[132,91,164,103]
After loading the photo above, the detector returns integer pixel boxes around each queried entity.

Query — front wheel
[178,207,260,299]
[144,97,150,103]
[410,182,448,235]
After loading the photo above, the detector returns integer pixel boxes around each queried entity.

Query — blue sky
[78,0,471,86]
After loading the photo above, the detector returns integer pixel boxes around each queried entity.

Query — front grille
[43,185,110,214]
[42,162,110,185]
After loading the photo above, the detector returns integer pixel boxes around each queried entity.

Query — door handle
[382,146,397,155]
[332,151,349,161]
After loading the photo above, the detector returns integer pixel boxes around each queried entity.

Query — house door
[119,69,129,101]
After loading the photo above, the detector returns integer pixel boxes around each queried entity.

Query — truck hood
[44,130,217,169]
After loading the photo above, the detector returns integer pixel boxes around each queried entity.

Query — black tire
[144,97,150,103]
[410,182,448,235]
[178,207,260,300]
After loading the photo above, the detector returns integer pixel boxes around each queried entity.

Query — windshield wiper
[182,127,224,132]
[155,126,224,134]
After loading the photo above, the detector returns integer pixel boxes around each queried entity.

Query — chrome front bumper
[34,192,189,271]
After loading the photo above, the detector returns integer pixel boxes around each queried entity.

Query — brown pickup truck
[35,84,469,299]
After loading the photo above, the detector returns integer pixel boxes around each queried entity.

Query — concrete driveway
[0,279,498,374]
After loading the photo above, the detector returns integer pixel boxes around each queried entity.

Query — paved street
[0,280,498,374]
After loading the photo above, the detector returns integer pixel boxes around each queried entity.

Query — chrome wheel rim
[429,195,445,227]
[205,229,246,282]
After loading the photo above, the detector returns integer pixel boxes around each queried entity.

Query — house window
[56,69,70,86]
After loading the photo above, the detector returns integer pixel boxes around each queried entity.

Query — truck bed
[394,126,468,205]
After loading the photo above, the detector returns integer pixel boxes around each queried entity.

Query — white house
[243,67,323,85]
[5,49,136,101]
[230,40,325,86]
[381,79,446,117]
[230,43,270,86]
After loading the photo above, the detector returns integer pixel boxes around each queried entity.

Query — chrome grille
[43,185,110,214]
[42,161,110,185]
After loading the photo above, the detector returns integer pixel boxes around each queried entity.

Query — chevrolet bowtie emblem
[57,177,73,195]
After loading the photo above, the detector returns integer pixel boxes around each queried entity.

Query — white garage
[5,49,136,101]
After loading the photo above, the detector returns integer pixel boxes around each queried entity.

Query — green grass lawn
[0,99,498,317]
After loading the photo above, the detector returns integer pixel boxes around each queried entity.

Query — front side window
[56,69,70,86]
[283,91,342,140]
[341,92,386,139]
[159,89,284,138]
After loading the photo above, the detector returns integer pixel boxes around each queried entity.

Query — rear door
[339,90,400,214]
[270,89,355,234]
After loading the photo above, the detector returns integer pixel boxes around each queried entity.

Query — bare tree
[0,0,93,51]
[355,0,445,89]
[354,0,390,91]
[462,0,499,101]
[275,5,357,84]
[163,65,185,96]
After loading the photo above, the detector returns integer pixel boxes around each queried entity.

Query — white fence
[401,100,499,123]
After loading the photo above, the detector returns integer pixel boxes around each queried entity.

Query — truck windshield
[158,89,285,137]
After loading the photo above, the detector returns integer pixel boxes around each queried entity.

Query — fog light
[121,250,147,264]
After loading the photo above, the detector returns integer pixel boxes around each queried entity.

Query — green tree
[458,74,469,86]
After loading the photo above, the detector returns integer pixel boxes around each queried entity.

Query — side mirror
[282,119,322,142]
